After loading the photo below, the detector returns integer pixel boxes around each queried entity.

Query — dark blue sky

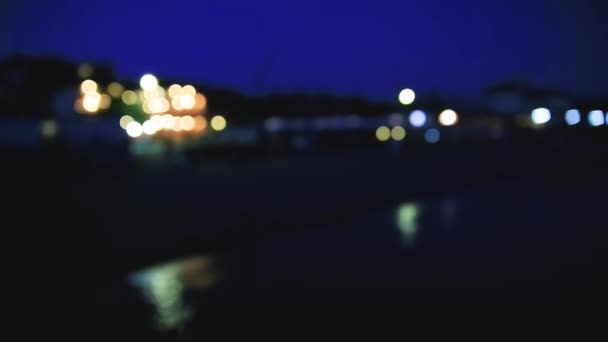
[1,0,607,100]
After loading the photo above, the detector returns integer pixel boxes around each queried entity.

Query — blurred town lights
[194,93,208,112]
[180,95,195,109]
[150,114,162,127]
[120,115,134,129]
[193,116,207,131]
[147,98,165,114]
[398,88,415,105]
[168,84,183,97]
[122,90,138,105]
[172,117,184,131]
[375,126,391,142]
[531,108,551,125]
[424,128,440,143]
[99,94,112,109]
[143,119,159,135]
[140,74,159,91]
[80,79,98,94]
[565,109,581,125]
[77,63,93,78]
[126,121,143,138]
[439,109,459,126]
[588,110,605,126]
[210,115,227,131]
[82,92,101,112]
[182,85,196,97]
[391,126,406,141]
[181,115,195,131]
[171,97,184,111]
[409,110,427,127]
[107,82,124,98]
[160,114,175,129]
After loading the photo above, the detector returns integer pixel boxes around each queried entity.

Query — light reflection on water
[396,202,420,246]
[126,255,222,331]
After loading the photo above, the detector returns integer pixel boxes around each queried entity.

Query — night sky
[1,0,607,100]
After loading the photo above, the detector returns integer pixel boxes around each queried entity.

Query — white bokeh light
[140,74,159,91]
[126,121,143,138]
[398,88,416,105]
[531,108,551,125]
[438,109,459,126]
[588,110,605,127]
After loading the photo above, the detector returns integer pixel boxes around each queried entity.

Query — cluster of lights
[127,74,207,117]
[74,79,111,114]
[375,107,453,143]
[376,125,406,142]
[72,68,231,141]
[120,114,226,138]
[117,74,220,138]
[531,108,607,127]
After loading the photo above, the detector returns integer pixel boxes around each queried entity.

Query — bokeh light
[168,84,183,98]
[531,108,551,125]
[41,120,58,139]
[107,82,124,98]
[194,93,208,112]
[122,90,138,105]
[140,74,159,91]
[424,128,440,143]
[398,88,416,105]
[409,110,427,127]
[181,115,195,131]
[147,98,165,114]
[438,109,459,126]
[375,126,391,142]
[126,121,143,138]
[80,79,98,94]
[193,116,207,132]
[150,114,162,128]
[161,114,175,129]
[565,109,581,126]
[180,95,195,110]
[588,110,605,126]
[210,115,227,131]
[391,126,406,141]
[99,94,112,110]
[120,115,134,129]
[172,97,184,111]
[172,117,184,131]
[82,92,101,113]
[143,119,159,135]
[182,85,196,97]
[147,87,166,100]
[161,98,171,113]
[77,63,93,79]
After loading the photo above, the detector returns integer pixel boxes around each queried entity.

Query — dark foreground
[5,137,608,340]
